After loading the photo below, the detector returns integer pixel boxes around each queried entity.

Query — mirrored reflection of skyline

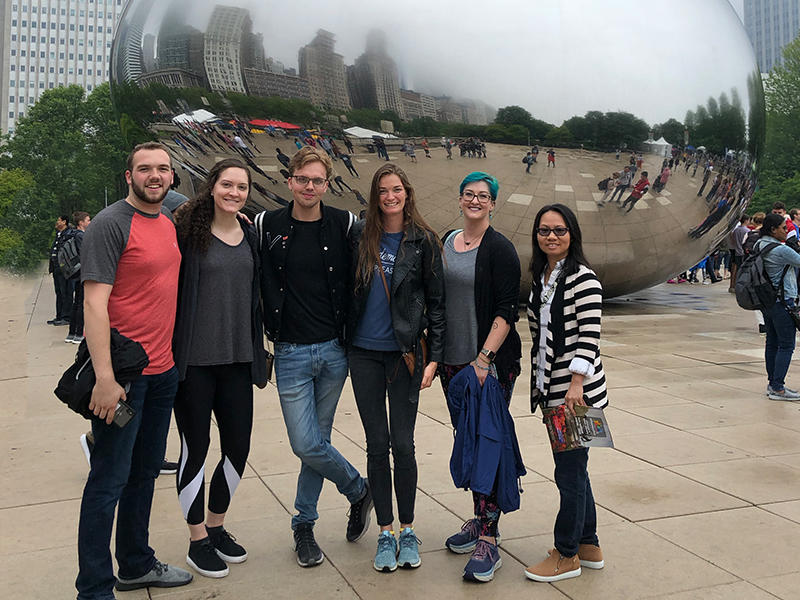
[115,0,755,127]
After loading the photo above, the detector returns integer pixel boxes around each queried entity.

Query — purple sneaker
[463,540,502,582]
[445,519,501,554]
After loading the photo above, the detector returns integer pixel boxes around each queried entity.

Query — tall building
[243,67,311,102]
[156,23,205,81]
[744,0,800,73]
[298,29,350,111]
[141,32,155,71]
[203,5,253,94]
[400,89,435,121]
[1,0,128,136]
[114,0,154,83]
[351,30,404,118]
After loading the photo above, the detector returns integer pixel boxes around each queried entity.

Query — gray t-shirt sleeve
[80,202,133,285]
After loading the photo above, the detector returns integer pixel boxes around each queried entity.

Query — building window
[50,67,54,73]
[59,52,64,59]
[78,68,83,74]
[59,67,64,73]
[87,84,92,90]
[10,65,15,71]
[11,19,17,26]
[50,37,55,43]
[69,68,74,74]
[29,97,34,104]
[39,82,44,88]
[11,50,16,56]
[60,23,65,30]
[10,81,15,87]
[20,50,26,57]
[11,35,16,41]
[49,83,54,89]
[8,113,14,119]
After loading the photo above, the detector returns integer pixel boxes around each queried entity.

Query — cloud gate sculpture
[110,0,765,297]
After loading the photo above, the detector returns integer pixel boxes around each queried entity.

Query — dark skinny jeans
[349,346,418,527]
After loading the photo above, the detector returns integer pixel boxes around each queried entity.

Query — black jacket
[443,227,522,383]
[255,201,356,342]
[348,221,446,398]
[49,226,75,273]
[172,218,268,385]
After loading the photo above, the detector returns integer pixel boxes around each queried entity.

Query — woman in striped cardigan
[524,203,607,584]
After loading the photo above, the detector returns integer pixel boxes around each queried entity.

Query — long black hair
[529,203,591,282]
[760,213,784,238]
[175,158,251,253]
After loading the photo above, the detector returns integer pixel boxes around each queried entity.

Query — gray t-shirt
[443,231,479,365]
[188,235,254,366]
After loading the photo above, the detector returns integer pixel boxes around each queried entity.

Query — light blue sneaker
[397,527,422,569]
[373,531,397,572]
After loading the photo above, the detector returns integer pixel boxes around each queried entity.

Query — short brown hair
[752,211,766,225]
[126,142,171,172]
[288,146,332,179]
[73,211,90,224]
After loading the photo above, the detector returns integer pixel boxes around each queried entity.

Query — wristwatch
[479,348,496,362]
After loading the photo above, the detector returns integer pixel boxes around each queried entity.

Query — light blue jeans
[275,338,365,529]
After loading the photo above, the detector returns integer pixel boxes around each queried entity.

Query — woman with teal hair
[438,171,523,583]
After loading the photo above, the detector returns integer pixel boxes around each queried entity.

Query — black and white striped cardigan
[527,265,608,411]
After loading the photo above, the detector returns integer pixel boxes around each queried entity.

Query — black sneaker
[346,482,373,542]
[186,537,229,578]
[160,459,179,475]
[294,523,324,567]
[207,525,247,563]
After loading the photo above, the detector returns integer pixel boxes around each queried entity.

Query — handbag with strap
[378,264,427,376]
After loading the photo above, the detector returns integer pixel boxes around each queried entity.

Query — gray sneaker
[115,560,193,591]
[768,385,798,396]
[768,388,800,401]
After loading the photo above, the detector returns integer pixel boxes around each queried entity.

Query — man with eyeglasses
[253,147,373,569]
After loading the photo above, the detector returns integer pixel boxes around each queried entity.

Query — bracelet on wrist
[472,360,490,371]
[476,353,491,365]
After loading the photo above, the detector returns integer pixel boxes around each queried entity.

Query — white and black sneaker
[294,523,324,567]
[187,537,229,578]
[79,432,94,467]
[207,525,247,563]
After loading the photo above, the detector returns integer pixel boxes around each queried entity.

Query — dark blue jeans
[764,300,797,392]
[553,447,599,557]
[76,366,178,600]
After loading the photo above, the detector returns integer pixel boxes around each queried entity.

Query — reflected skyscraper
[298,29,351,111]
[204,5,254,93]
[352,30,404,118]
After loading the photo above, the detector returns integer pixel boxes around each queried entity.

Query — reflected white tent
[172,109,221,125]
[343,126,398,139]
[644,136,672,157]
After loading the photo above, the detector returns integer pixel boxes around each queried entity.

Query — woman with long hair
[439,171,523,583]
[524,203,607,583]
[755,212,800,401]
[172,158,268,578]
[347,163,445,573]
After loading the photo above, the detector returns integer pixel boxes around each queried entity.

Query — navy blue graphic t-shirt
[352,231,403,351]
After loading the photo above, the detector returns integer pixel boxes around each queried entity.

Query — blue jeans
[76,366,178,600]
[553,447,599,557]
[610,184,628,201]
[764,300,797,392]
[275,339,365,529]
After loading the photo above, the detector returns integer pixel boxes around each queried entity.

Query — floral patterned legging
[439,363,517,538]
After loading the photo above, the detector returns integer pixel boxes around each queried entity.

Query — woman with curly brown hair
[171,158,268,579]
[347,163,445,572]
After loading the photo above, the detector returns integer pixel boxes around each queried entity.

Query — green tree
[0,84,128,272]
[750,36,800,211]
[652,118,685,146]
[543,125,574,147]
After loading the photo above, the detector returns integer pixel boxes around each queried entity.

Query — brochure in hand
[541,404,614,453]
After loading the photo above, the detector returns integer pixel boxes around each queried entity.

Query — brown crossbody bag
[378,264,427,376]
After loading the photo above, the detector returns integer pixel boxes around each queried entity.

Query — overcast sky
[135,0,758,128]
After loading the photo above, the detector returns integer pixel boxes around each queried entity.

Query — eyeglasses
[292,175,327,188]
[461,190,493,204]
[536,227,569,237]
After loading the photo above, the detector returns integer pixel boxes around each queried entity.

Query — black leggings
[343,162,359,177]
[349,346,417,527]
[334,176,353,193]
[69,280,84,336]
[174,362,253,525]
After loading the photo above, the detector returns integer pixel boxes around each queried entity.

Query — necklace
[462,228,487,247]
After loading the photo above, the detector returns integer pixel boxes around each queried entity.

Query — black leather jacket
[348,221,446,392]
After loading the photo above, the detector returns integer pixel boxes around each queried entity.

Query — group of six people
[75,142,607,599]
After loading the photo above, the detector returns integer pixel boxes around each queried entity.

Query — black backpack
[735,242,787,310]
[58,233,81,279]
[597,177,611,191]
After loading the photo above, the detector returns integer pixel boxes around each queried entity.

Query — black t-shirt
[279,218,338,344]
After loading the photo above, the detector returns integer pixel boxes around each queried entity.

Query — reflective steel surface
[110,0,764,297]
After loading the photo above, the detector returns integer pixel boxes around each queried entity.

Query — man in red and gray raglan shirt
[621,171,651,213]
[75,142,193,599]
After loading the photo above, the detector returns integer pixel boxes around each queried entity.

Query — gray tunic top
[443,231,479,365]
[188,235,254,366]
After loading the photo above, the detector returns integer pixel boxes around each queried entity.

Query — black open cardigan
[443,226,522,383]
